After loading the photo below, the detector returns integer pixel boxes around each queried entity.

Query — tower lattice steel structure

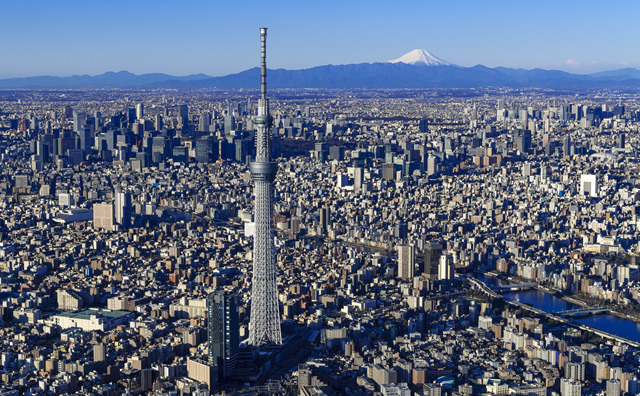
[248,27,282,346]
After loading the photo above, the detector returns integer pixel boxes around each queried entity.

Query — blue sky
[0,0,638,77]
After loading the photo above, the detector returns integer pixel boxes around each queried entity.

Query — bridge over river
[490,282,537,292]
[468,276,640,347]
[556,306,615,318]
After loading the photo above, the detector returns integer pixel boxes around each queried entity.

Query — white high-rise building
[114,189,131,229]
[560,378,582,396]
[136,103,144,120]
[607,379,621,396]
[564,362,585,382]
[580,174,598,197]
[438,252,454,280]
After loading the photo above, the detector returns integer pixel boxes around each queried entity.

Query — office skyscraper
[78,128,92,153]
[136,103,144,120]
[319,206,330,234]
[178,104,189,128]
[248,27,282,346]
[114,188,132,229]
[422,243,442,279]
[397,245,415,280]
[73,111,85,133]
[127,108,136,124]
[438,252,454,280]
[208,291,239,380]
[617,133,625,149]
[155,114,163,130]
[224,115,235,134]
[93,202,115,231]
[199,113,211,132]
[418,118,429,133]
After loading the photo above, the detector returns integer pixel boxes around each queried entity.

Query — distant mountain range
[1,50,639,90]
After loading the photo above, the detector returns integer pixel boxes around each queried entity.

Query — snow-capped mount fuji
[388,49,452,66]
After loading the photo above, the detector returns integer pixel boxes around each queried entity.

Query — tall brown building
[422,243,442,279]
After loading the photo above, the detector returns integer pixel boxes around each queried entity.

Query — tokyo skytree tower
[247,27,282,346]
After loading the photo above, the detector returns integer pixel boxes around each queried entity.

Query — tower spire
[260,27,267,100]
[247,27,282,346]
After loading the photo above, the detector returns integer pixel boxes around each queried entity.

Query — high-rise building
[607,379,621,396]
[136,103,144,120]
[57,289,83,310]
[319,206,330,234]
[382,163,396,181]
[438,252,454,280]
[580,174,598,197]
[514,129,531,154]
[73,111,86,133]
[418,118,429,133]
[422,243,442,279]
[224,115,235,134]
[315,142,328,163]
[329,146,344,161]
[564,362,585,381]
[93,202,115,231]
[178,104,189,126]
[207,291,239,380]
[394,222,408,240]
[199,113,211,132]
[563,135,572,156]
[397,245,415,280]
[187,358,217,391]
[140,368,153,392]
[78,128,92,153]
[114,189,131,229]
[127,108,137,124]
[155,114,163,130]
[93,343,106,363]
[422,383,442,396]
[560,378,582,396]
[247,27,282,346]
[627,377,640,395]
[617,133,625,149]
[354,167,364,192]
[427,155,438,176]
[195,136,219,163]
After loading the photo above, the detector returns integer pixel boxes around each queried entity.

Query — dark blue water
[505,289,580,313]
[474,274,640,343]
[574,315,640,342]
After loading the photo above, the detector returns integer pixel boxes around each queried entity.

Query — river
[475,274,640,343]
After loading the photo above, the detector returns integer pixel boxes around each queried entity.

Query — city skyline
[2,71,640,393]
[1,0,639,78]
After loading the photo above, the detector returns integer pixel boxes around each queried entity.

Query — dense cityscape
[0,80,640,396]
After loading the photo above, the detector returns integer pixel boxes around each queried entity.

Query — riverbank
[553,289,640,323]
[519,279,640,324]
[470,274,640,347]
[560,294,590,308]
[610,310,640,322]
[499,290,640,347]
